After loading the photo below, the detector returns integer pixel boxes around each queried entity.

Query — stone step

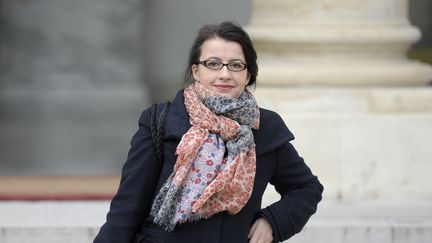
[1,200,431,243]
[289,201,432,243]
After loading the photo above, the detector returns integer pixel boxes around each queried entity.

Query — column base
[253,86,432,200]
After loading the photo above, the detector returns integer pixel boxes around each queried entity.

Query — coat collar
[163,90,294,156]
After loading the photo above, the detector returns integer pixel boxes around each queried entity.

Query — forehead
[200,37,245,61]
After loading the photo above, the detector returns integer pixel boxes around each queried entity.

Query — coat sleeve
[259,142,324,242]
[94,108,161,243]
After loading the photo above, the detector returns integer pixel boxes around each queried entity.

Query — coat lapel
[253,108,294,156]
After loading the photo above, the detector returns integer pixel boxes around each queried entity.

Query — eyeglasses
[197,60,247,72]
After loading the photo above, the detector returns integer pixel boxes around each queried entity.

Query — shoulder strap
[150,101,171,166]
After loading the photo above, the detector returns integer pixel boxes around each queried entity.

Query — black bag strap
[132,102,171,243]
[150,101,171,166]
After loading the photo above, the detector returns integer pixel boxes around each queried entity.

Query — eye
[228,62,246,71]
[205,61,222,69]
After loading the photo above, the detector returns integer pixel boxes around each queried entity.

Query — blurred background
[0,0,251,177]
[0,0,431,242]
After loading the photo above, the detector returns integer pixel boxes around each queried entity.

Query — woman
[94,21,323,243]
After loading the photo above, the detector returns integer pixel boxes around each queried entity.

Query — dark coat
[94,90,323,243]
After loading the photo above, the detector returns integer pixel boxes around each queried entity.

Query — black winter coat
[94,90,323,243]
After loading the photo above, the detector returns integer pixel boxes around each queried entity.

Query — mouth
[213,85,234,92]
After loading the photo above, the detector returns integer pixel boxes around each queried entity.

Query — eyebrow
[206,57,246,63]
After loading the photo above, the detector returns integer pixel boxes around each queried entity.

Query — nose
[219,66,232,80]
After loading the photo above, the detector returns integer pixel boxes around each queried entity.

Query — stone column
[248,0,432,201]
[247,0,432,86]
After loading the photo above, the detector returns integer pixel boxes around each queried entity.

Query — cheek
[200,72,218,83]
[237,73,249,86]
[193,67,216,83]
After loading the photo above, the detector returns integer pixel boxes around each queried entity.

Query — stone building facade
[1,0,432,242]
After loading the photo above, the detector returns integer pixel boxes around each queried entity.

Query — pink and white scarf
[150,82,260,231]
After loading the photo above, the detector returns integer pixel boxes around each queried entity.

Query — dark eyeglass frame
[197,60,248,72]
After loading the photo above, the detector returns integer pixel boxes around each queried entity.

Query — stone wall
[0,0,149,175]
[0,0,250,175]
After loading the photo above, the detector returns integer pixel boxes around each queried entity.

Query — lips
[213,85,234,92]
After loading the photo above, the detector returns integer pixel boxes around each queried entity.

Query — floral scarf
[150,82,260,231]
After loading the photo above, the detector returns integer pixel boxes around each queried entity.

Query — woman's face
[192,37,250,99]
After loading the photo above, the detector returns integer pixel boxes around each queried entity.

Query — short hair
[184,21,258,86]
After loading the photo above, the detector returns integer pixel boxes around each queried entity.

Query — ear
[245,72,251,85]
[192,64,199,82]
